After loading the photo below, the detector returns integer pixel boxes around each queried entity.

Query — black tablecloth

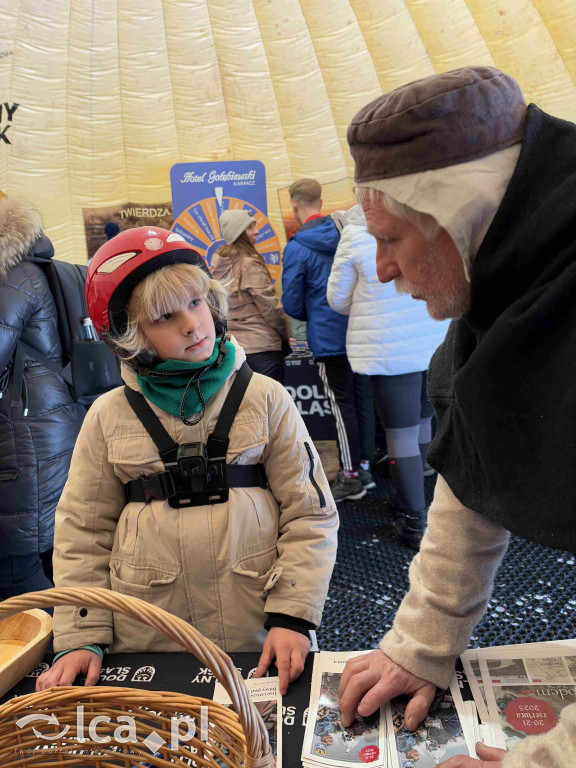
[2,651,313,767]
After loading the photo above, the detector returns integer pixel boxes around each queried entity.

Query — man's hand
[36,650,102,691]
[253,628,311,695]
[338,649,436,728]
[439,742,506,766]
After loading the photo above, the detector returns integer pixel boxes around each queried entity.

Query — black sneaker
[358,468,376,490]
[330,473,367,502]
[372,450,388,466]
[392,509,427,551]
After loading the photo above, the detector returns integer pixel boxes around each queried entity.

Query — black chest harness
[124,362,267,508]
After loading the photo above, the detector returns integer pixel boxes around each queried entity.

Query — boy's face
[140,293,216,363]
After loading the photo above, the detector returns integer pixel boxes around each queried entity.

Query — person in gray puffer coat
[0,196,86,597]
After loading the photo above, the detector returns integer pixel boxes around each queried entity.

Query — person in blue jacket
[281,178,366,503]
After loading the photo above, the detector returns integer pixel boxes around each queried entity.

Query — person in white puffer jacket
[327,205,449,548]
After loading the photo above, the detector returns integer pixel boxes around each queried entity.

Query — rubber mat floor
[317,465,576,651]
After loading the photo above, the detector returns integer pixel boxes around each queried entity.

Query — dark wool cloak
[427,104,576,552]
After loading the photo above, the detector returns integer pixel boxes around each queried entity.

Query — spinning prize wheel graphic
[171,191,282,281]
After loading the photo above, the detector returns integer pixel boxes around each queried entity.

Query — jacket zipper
[304,441,326,508]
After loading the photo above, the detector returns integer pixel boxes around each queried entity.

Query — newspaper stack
[302,651,477,768]
[461,638,576,752]
[213,676,282,767]
[302,651,388,768]
[386,681,476,767]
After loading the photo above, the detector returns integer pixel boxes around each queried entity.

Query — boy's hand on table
[439,743,506,766]
[253,627,311,695]
[35,650,102,691]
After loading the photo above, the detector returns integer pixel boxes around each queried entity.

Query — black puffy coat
[0,198,86,557]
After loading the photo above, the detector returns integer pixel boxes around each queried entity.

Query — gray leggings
[369,371,433,511]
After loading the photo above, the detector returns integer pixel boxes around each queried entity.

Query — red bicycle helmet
[86,226,213,339]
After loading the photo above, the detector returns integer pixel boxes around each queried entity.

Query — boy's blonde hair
[112,263,228,360]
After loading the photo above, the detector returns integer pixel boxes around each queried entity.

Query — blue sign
[170,161,281,278]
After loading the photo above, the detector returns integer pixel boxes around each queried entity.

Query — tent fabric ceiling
[1,0,576,263]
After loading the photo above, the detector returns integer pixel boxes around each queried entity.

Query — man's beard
[394,277,470,321]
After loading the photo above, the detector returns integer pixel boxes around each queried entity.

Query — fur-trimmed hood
[0,197,45,278]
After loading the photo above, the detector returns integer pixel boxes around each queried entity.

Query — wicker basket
[0,587,274,768]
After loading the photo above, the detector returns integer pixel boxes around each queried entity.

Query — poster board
[170,160,281,280]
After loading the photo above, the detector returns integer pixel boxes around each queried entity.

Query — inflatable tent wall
[1,0,576,264]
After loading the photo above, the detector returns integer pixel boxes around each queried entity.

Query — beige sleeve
[52,399,126,651]
[260,382,339,628]
[502,703,576,767]
[380,474,510,688]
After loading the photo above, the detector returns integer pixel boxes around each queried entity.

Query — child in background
[36,227,338,695]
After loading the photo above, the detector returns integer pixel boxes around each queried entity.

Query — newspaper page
[301,651,387,768]
[461,640,576,731]
[386,678,473,768]
[478,645,576,751]
[213,676,282,767]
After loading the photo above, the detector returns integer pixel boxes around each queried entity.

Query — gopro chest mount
[124,362,267,507]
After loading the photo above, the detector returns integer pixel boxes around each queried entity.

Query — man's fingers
[438,744,506,768]
[356,676,409,719]
[339,667,384,727]
[475,742,506,762]
[403,683,436,730]
[338,654,369,700]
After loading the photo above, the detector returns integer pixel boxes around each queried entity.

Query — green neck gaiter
[137,338,236,420]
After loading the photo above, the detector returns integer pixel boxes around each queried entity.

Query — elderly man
[337,66,576,767]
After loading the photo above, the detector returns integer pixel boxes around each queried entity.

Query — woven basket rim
[0,588,274,767]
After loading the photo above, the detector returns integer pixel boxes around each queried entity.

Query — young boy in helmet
[36,227,338,695]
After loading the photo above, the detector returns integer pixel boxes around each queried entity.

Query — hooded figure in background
[0,197,86,597]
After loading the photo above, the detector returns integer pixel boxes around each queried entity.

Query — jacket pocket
[108,561,182,653]
[232,545,279,588]
[232,563,283,597]
[298,438,327,512]
[107,431,164,485]
[213,416,268,464]
[109,560,179,595]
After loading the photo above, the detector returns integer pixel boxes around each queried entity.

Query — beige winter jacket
[210,252,289,354]
[52,340,338,654]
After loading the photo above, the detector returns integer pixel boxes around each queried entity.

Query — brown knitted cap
[347,66,527,182]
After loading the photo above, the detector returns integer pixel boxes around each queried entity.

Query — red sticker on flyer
[359,745,380,762]
[505,696,558,735]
